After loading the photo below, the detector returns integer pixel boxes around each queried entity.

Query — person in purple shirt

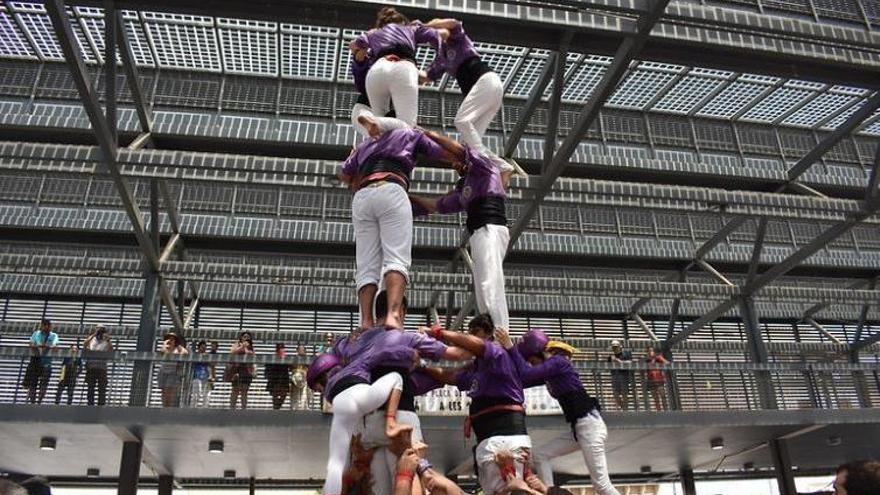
[350,57,409,139]
[409,129,511,329]
[349,7,442,127]
[307,343,417,495]
[338,126,451,331]
[337,292,473,495]
[422,17,515,185]
[420,313,532,495]
[500,329,620,495]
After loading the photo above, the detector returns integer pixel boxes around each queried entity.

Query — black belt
[326,375,368,403]
[466,195,507,233]
[455,56,492,97]
[469,396,527,444]
[375,44,416,63]
[358,157,411,190]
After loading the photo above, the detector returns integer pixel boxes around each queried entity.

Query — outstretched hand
[494,327,513,350]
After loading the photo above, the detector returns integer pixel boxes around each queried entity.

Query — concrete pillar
[158,475,173,495]
[680,467,697,495]
[769,438,797,495]
[118,440,143,495]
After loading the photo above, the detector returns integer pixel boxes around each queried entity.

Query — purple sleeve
[435,189,465,215]
[449,20,464,39]
[354,32,370,52]
[455,368,475,391]
[351,57,370,95]
[464,147,494,177]
[413,23,442,51]
[340,147,361,177]
[510,350,565,388]
[407,333,448,361]
[414,130,447,161]
[482,341,515,376]
[411,370,443,395]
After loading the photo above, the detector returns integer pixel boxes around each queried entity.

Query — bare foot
[386,422,414,440]
[357,115,381,138]
[501,170,514,189]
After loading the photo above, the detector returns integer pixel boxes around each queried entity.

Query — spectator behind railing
[54,344,82,406]
[291,344,310,410]
[644,346,669,411]
[607,340,633,411]
[265,343,292,410]
[83,324,113,406]
[834,460,880,495]
[190,340,211,408]
[228,331,255,409]
[23,319,58,404]
[158,331,188,408]
[316,332,335,355]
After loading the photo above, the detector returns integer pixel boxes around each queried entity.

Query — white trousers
[323,372,404,495]
[366,58,419,127]
[189,378,210,408]
[456,72,513,174]
[474,434,533,495]
[352,182,413,291]
[351,103,411,139]
[471,224,510,329]
[532,412,619,495]
[358,409,424,495]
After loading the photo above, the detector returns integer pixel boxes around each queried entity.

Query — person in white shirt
[83,324,113,406]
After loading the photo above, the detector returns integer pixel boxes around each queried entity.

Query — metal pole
[158,475,173,495]
[117,440,143,495]
[739,297,777,409]
[769,438,797,495]
[104,0,118,146]
[680,468,697,495]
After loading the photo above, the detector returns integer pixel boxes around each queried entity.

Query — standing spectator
[317,332,335,354]
[190,341,211,408]
[228,331,255,409]
[290,344,310,410]
[644,346,669,411]
[55,344,82,405]
[83,324,113,406]
[24,319,58,404]
[265,343,292,410]
[207,340,219,406]
[607,340,633,411]
[158,331,188,408]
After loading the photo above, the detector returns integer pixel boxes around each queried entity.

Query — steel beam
[739,296,777,409]
[786,92,880,180]
[45,0,159,270]
[503,50,560,159]
[769,438,797,495]
[543,45,568,173]
[509,0,672,248]
[804,317,843,344]
[104,0,118,146]
[118,440,142,495]
[680,468,697,495]
[115,9,153,132]
[746,218,768,286]
[632,314,660,340]
[853,277,877,344]
[696,259,734,286]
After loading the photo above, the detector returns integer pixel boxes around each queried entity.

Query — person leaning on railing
[158,331,188,408]
[228,331,255,410]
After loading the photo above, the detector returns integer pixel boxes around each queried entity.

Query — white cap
[610,339,621,348]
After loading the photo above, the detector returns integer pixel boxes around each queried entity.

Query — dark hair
[468,313,494,334]
[839,460,880,495]
[197,340,207,347]
[276,342,285,350]
[40,319,51,326]
[374,6,409,28]
[375,291,408,320]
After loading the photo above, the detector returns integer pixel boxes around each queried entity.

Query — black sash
[455,56,492,97]
[466,195,507,233]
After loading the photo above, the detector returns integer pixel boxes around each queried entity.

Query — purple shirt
[340,128,447,185]
[410,369,444,396]
[354,23,441,61]
[351,57,371,96]
[425,20,480,81]
[509,350,583,399]
[463,341,524,404]
[413,147,505,217]
[336,326,449,365]
[326,344,417,400]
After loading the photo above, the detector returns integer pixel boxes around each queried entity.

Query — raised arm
[409,194,439,217]
[425,326,485,357]
[421,129,466,162]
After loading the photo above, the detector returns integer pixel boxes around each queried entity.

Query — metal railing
[1,342,876,414]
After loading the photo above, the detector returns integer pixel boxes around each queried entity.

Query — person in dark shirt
[265,343,292,410]
[54,344,82,406]
[835,460,880,495]
[607,340,633,411]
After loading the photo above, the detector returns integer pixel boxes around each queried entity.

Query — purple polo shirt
[464,341,524,404]
[353,23,441,61]
[410,369,444,396]
[434,148,505,215]
[424,20,480,81]
[340,128,447,187]
[325,344,417,401]
[337,325,449,364]
[509,351,582,399]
